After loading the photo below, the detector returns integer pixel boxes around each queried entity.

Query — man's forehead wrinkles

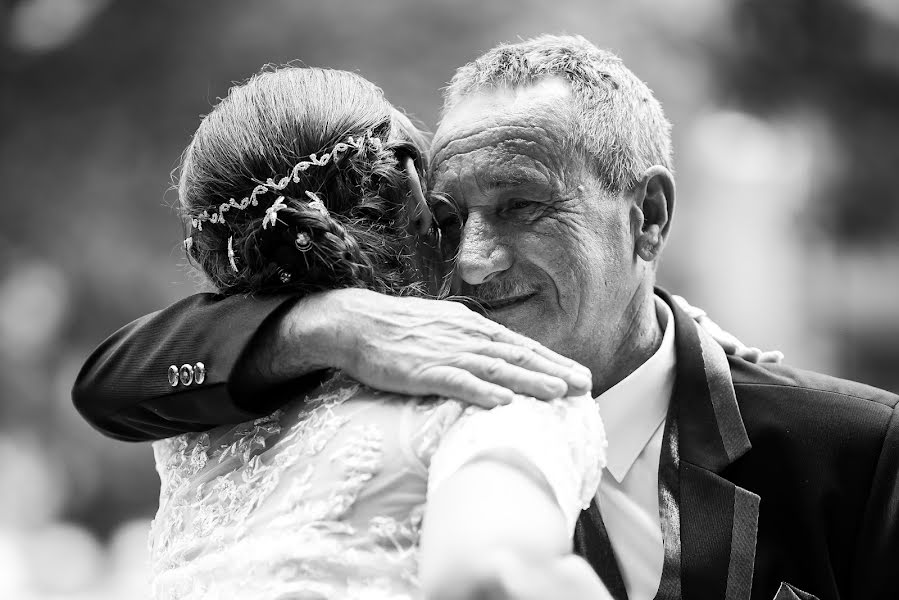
[434,141,553,171]
[434,134,565,184]
[434,122,565,160]
[481,153,553,185]
[495,140,558,174]
[432,147,558,194]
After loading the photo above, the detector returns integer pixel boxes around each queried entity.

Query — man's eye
[508,198,537,211]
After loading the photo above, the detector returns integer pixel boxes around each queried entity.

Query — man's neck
[590,287,663,396]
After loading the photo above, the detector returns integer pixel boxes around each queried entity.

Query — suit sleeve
[72,292,328,442]
[850,399,899,599]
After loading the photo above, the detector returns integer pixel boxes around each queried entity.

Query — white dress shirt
[594,297,676,600]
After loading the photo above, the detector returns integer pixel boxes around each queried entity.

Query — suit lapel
[679,460,760,599]
[659,289,760,600]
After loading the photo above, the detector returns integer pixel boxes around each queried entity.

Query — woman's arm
[417,395,605,600]
[419,454,570,600]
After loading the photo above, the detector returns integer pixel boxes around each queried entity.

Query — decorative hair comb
[183,133,384,273]
[187,133,378,233]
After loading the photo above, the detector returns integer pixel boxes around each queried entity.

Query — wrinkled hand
[324,289,593,408]
[673,295,784,364]
[429,554,612,600]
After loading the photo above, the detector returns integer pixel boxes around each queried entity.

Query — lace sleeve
[423,395,606,534]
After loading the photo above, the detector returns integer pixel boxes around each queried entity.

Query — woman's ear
[632,165,675,262]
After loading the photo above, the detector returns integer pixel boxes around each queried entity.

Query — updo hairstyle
[177,66,436,297]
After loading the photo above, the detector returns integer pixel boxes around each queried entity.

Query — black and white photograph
[2,1,898,598]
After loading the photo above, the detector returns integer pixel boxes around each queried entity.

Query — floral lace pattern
[149,378,605,599]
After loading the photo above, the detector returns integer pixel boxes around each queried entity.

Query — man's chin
[485,299,541,334]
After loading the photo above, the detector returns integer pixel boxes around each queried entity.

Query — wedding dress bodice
[149,375,605,599]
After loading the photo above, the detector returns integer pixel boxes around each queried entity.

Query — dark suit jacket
[72,289,899,599]
[73,292,300,440]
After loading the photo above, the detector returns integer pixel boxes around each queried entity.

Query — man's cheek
[538,216,594,262]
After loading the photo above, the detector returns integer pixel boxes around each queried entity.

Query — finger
[673,294,707,319]
[737,346,762,363]
[758,350,785,364]
[486,554,613,600]
[419,366,515,408]
[696,315,729,340]
[479,342,593,395]
[713,337,739,355]
[455,354,569,400]
[697,316,742,354]
[488,326,592,381]
[711,333,740,356]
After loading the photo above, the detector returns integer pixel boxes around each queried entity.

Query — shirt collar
[595,296,677,483]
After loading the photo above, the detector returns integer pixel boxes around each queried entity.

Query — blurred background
[1,0,897,597]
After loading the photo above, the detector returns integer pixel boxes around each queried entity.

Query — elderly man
[75,36,898,600]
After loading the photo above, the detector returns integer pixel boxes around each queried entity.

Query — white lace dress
[149,374,606,600]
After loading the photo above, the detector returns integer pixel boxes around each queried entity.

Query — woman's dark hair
[178,66,439,297]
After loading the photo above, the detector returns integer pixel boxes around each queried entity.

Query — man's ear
[632,165,675,262]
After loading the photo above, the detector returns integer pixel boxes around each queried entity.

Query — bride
[148,66,608,600]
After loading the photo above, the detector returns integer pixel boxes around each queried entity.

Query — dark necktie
[574,499,629,600]
[573,399,682,600]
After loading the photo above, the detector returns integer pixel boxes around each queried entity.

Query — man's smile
[476,291,538,312]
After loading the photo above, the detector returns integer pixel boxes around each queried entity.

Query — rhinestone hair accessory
[187,133,379,233]
[227,236,238,272]
[182,131,413,289]
[304,191,329,217]
[262,196,287,230]
[294,232,313,252]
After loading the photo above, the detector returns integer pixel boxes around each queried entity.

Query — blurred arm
[418,395,605,600]
[419,456,570,600]
[425,554,613,600]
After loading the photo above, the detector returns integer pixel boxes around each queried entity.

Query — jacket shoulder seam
[733,381,898,408]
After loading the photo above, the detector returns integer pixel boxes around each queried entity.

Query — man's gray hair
[442,34,673,193]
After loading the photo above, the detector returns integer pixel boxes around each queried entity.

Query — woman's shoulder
[406,393,608,472]
[286,375,474,475]
[424,394,608,527]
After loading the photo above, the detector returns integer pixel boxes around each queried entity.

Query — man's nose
[456,213,512,285]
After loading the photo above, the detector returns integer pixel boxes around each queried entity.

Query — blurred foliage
[718,0,899,243]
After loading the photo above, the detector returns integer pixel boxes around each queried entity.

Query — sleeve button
[168,365,179,387]
[194,362,206,384]
[179,363,194,386]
